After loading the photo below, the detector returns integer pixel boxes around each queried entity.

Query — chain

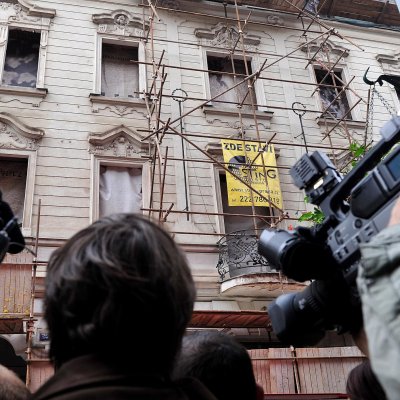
[375,87,397,116]
[365,86,375,143]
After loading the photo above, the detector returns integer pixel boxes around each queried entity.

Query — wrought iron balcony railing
[216,230,276,280]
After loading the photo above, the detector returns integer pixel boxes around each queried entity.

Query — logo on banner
[221,139,282,207]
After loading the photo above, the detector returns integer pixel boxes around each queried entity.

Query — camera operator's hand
[389,196,400,227]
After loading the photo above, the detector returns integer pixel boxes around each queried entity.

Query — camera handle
[320,116,400,223]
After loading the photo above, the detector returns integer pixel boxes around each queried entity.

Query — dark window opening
[208,55,256,110]
[0,157,28,221]
[101,43,139,98]
[315,68,352,120]
[3,30,40,88]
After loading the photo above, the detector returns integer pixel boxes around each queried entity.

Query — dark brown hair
[173,331,258,400]
[346,360,386,400]
[45,214,195,374]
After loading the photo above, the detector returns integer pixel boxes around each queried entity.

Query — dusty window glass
[0,158,28,221]
[208,56,256,110]
[99,165,142,218]
[101,43,139,98]
[315,69,352,120]
[3,30,40,88]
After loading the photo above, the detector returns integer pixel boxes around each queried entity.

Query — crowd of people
[0,194,399,399]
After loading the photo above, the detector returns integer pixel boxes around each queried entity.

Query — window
[207,55,256,110]
[218,173,270,235]
[3,30,40,88]
[101,43,139,99]
[92,10,148,106]
[0,157,28,222]
[314,68,352,120]
[99,164,142,218]
[0,3,55,93]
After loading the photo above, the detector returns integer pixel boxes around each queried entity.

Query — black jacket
[33,355,217,400]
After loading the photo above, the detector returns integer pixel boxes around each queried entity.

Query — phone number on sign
[239,195,280,204]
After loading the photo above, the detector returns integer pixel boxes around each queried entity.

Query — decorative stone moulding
[195,22,261,51]
[0,112,44,150]
[376,52,400,73]
[0,0,55,25]
[89,94,148,117]
[88,125,150,158]
[301,38,350,63]
[92,9,149,37]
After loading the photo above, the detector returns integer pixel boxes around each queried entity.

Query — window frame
[212,167,273,237]
[311,64,361,122]
[92,35,147,104]
[201,48,269,114]
[0,3,54,95]
[90,155,150,222]
[0,150,37,237]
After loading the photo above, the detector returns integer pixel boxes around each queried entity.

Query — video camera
[0,190,25,263]
[259,115,400,346]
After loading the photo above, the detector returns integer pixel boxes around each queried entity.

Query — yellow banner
[221,139,282,208]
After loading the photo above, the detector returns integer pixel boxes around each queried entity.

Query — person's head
[346,360,386,400]
[0,365,30,400]
[173,331,263,400]
[44,213,195,374]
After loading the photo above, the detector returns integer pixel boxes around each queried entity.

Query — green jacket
[358,224,400,400]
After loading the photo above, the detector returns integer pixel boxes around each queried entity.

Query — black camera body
[259,116,400,346]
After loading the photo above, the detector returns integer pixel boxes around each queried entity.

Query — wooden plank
[28,361,54,393]
[0,264,32,321]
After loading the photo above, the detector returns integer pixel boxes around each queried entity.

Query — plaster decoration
[205,117,270,131]
[0,112,43,150]
[93,9,148,38]
[91,102,148,118]
[265,14,284,26]
[376,52,400,73]
[0,1,55,24]
[195,23,261,51]
[88,125,150,157]
[301,38,350,64]
[0,92,45,107]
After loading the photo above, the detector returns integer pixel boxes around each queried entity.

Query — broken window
[315,68,352,120]
[0,157,28,221]
[3,30,40,88]
[99,165,142,218]
[101,43,139,98]
[208,55,256,110]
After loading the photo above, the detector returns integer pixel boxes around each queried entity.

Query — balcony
[216,230,276,280]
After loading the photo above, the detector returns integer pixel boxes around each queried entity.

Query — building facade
[0,0,399,394]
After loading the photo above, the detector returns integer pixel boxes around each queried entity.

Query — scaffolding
[2,0,396,390]
[134,0,373,235]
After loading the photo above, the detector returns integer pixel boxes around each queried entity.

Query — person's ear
[256,384,264,400]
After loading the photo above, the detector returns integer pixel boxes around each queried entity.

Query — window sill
[316,116,366,129]
[89,94,147,108]
[202,104,274,121]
